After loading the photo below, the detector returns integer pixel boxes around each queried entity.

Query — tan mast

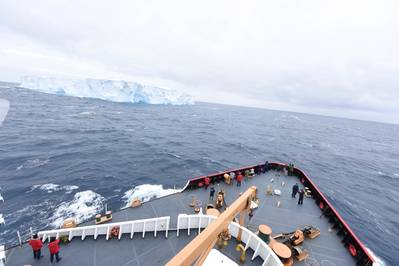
[166,186,257,266]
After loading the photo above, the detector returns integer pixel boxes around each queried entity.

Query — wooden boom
[166,186,257,266]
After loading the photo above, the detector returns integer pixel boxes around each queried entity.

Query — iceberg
[20,76,194,105]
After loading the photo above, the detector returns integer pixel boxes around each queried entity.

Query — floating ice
[51,190,105,227]
[20,76,194,105]
[122,184,180,208]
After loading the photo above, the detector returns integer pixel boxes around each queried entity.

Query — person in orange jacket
[28,234,43,260]
[236,172,243,187]
[48,237,62,263]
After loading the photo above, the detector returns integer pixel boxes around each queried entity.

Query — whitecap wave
[0,98,10,126]
[365,247,386,266]
[51,190,105,227]
[17,158,49,170]
[21,76,194,105]
[28,183,79,193]
[122,184,180,208]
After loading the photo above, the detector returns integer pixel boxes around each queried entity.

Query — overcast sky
[1,0,398,124]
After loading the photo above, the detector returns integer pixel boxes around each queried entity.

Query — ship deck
[5,170,356,266]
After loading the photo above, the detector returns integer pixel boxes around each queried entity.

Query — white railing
[38,216,170,242]
[0,245,5,266]
[176,214,282,266]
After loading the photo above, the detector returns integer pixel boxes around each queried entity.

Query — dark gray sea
[0,86,398,265]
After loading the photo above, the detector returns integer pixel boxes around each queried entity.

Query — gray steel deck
[5,171,356,265]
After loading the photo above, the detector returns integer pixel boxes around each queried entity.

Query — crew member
[230,172,236,184]
[298,189,304,205]
[204,176,210,188]
[209,186,215,200]
[264,161,270,172]
[28,234,43,260]
[48,237,62,263]
[236,172,243,187]
[292,183,299,198]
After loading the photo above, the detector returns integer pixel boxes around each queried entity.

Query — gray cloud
[0,0,398,124]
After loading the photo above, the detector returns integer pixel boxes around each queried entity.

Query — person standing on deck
[236,172,243,187]
[28,234,43,260]
[292,183,299,198]
[230,172,236,185]
[264,161,270,172]
[209,186,215,200]
[298,189,304,205]
[48,237,62,263]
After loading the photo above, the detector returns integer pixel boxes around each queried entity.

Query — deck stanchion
[118,224,123,239]
[165,217,169,238]
[106,226,110,240]
[142,221,146,238]
[198,215,202,234]
[16,231,22,247]
[154,219,158,237]
[130,223,135,239]
[252,242,260,260]
[187,216,191,236]
[176,215,180,237]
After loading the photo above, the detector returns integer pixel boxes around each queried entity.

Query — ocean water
[0,86,398,265]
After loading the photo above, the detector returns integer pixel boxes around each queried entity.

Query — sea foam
[122,184,180,208]
[51,190,105,227]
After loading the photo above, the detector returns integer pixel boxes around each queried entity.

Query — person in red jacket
[236,172,243,187]
[48,237,62,263]
[28,234,43,260]
[204,176,210,188]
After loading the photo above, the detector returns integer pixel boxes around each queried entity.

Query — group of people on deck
[28,234,62,263]
[292,183,304,205]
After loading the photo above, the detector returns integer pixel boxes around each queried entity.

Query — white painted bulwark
[203,249,238,266]
[0,214,5,226]
[0,245,5,266]
[38,216,170,242]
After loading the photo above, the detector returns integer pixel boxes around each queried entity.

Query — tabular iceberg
[20,76,194,105]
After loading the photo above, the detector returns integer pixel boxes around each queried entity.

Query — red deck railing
[183,162,374,266]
